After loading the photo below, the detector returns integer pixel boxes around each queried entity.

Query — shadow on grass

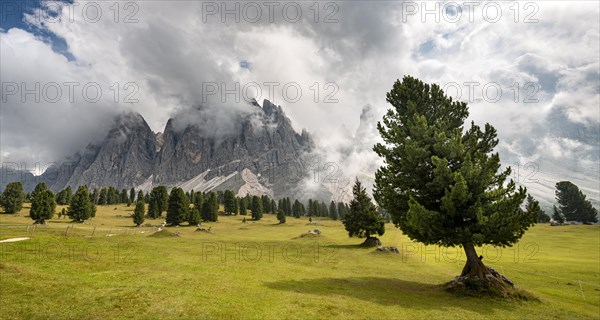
[49,220,72,224]
[322,243,373,249]
[264,277,515,315]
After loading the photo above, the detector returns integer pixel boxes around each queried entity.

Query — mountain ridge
[5,99,315,200]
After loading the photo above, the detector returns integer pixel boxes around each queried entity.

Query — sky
[1,1,599,206]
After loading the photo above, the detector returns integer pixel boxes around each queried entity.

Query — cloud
[0,27,116,170]
[0,1,598,206]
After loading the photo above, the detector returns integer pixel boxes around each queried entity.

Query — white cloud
[1,0,598,205]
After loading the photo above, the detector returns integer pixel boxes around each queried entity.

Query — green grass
[1,204,599,319]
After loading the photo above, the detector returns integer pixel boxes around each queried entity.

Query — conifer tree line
[0,182,360,225]
[0,180,361,225]
[3,178,594,226]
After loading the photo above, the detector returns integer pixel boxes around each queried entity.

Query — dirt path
[0,237,30,243]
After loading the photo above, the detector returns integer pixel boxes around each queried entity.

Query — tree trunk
[460,243,488,279]
[362,236,382,247]
[448,243,517,296]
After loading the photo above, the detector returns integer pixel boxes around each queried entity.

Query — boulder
[195,226,212,233]
[377,246,400,254]
[297,229,322,238]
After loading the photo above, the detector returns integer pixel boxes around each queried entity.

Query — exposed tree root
[445,243,538,300]
[361,237,382,247]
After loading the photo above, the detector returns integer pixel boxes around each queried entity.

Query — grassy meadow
[1,204,599,319]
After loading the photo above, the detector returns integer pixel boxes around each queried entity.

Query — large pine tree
[555,181,598,223]
[337,202,347,220]
[238,197,247,216]
[329,201,338,220]
[29,182,56,224]
[133,201,146,226]
[526,194,549,223]
[277,209,286,224]
[194,192,204,213]
[261,195,271,213]
[208,192,219,221]
[202,192,218,222]
[552,205,565,223]
[1,181,25,213]
[166,187,189,226]
[343,178,385,246]
[129,188,136,203]
[188,207,201,226]
[90,188,99,204]
[68,185,96,222]
[137,190,145,203]
[151,186,170,217]
[147,196,160,219]
[251,195,263,220]
[373,76,537,292]
[292,200,302,218]
[120,189,128,204]
[224,190,236,215]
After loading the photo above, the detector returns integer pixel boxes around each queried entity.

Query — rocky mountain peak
[40,111,157,191]
[262,99,278,115]
[2,100,316,201]
[152,100,313,196]
[30,100,313,197]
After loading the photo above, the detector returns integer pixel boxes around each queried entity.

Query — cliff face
[34,100,313,198]
[152,99,312,197]
[41,112,157,191]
